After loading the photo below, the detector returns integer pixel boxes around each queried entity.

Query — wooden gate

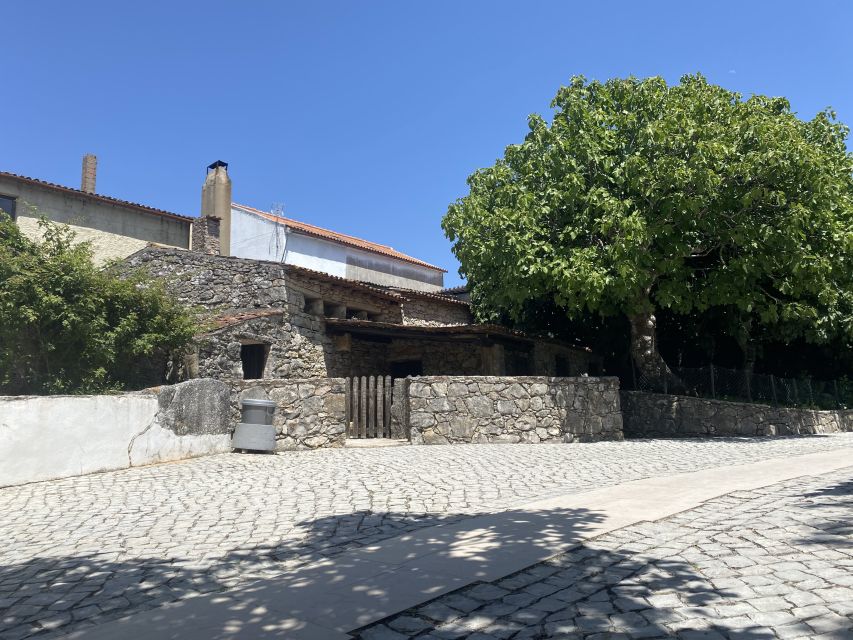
[346,376,393,438]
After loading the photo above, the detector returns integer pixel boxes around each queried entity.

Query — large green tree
[443,74,853,381]
[0,215,198,394]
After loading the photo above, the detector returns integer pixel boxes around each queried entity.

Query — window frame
[0,193,16,220]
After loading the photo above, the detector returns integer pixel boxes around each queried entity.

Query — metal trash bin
[233,398,276,452]
[240,398,276,426]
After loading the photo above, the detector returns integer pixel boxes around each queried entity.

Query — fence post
[630,356,637,390]
[360,376,367,438]
[770,375,778,406]
[744,371,752,402]
[806,378,814,407]
[376,376,384,438]
[662,362,668,395]
[792,379,799,406]
[351,377,360,437]
[709,363,716,399]
[834,380,841,409]
[345,377,352,436]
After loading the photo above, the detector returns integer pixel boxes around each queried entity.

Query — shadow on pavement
[2,505,608,639]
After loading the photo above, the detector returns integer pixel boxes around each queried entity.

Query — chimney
[201,160,232,255]
[81,154,97,193]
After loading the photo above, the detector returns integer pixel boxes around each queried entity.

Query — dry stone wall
[407,376,623,444]
[123,247,401,321]
[231,378,347,450]
[401,297,472,327]
[621,391,853,437]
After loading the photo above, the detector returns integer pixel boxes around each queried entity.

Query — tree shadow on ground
[797,477,853,548]
[6,471,853,640]
[0,504,731,640]
[3,506,601,639]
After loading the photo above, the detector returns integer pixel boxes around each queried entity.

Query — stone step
[345,438,410,448]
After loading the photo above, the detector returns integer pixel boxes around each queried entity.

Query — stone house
[1,156,194,263]
[124,246,596,382]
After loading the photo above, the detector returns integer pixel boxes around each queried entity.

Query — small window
[240,344,268,379]
[0,195,16,220]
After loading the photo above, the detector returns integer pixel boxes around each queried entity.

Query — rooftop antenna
[269,202,287,261]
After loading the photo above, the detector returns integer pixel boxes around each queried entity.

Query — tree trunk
[629,310,675,388]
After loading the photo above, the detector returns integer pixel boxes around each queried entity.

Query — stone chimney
[192,215,221,255]
[81,154,97,193]
[201,160,232,255]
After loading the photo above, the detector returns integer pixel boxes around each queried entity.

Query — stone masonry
[231,378,347,450]
[407,376,623,445]
[401,295,472,327]
[622,391,853,438]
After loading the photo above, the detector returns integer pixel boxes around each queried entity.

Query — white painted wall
[230,206,287,261]
[229,206,444,291]
[0,390,232,488]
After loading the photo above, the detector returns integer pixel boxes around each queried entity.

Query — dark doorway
[240,344,268,379]
[391,360,423,378]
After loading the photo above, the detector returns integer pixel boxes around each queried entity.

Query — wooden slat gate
[346,376,393,438]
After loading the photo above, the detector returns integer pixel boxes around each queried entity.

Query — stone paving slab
[1,434,853,638]
[354,467,853,639]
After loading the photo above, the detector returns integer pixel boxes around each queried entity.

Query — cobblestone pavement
[355,467,853,640]
[1,435,852,639]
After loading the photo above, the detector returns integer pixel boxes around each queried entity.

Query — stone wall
[198,298,335,380]
[621,391,853,438]
[0,379,232,487]
[124,247,402,322]
[191,215,221,255]
[406,376,623,445]
[401,297,472,327]
[230,378,347,450]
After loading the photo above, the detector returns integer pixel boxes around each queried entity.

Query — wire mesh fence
[627,363,852,410]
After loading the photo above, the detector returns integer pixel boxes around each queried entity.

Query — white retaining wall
[0,379,233,487]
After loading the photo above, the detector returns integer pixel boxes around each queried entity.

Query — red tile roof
[232,203,446,272]
[0,171,193,223]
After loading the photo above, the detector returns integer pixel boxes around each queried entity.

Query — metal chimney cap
[207,160,228,172]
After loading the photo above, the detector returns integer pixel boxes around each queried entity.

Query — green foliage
[0,215,198,394]
[444,74,853,349]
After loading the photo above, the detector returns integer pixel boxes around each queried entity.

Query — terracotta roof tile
[384,286,471,307]
[232,203,445,272]
[0,171,193,223]
[440,285,469,295]
[283,263,406,302]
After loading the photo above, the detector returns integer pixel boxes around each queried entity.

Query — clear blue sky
[2,1,851,285]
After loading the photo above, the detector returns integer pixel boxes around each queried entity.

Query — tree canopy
[0,215,198,394]
[443,74,853,378]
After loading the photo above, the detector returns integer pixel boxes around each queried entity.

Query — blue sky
[2,1,851,285]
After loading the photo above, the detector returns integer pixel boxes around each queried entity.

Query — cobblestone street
[355,468,853,640]
[1,435,852,639]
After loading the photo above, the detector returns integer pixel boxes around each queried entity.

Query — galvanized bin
[240,398,276,426]
[233,398,276,452]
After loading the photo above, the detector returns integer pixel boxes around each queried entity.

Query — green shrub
[0,214,198,394]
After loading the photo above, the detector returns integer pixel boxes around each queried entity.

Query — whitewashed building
[200,161,445,292]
